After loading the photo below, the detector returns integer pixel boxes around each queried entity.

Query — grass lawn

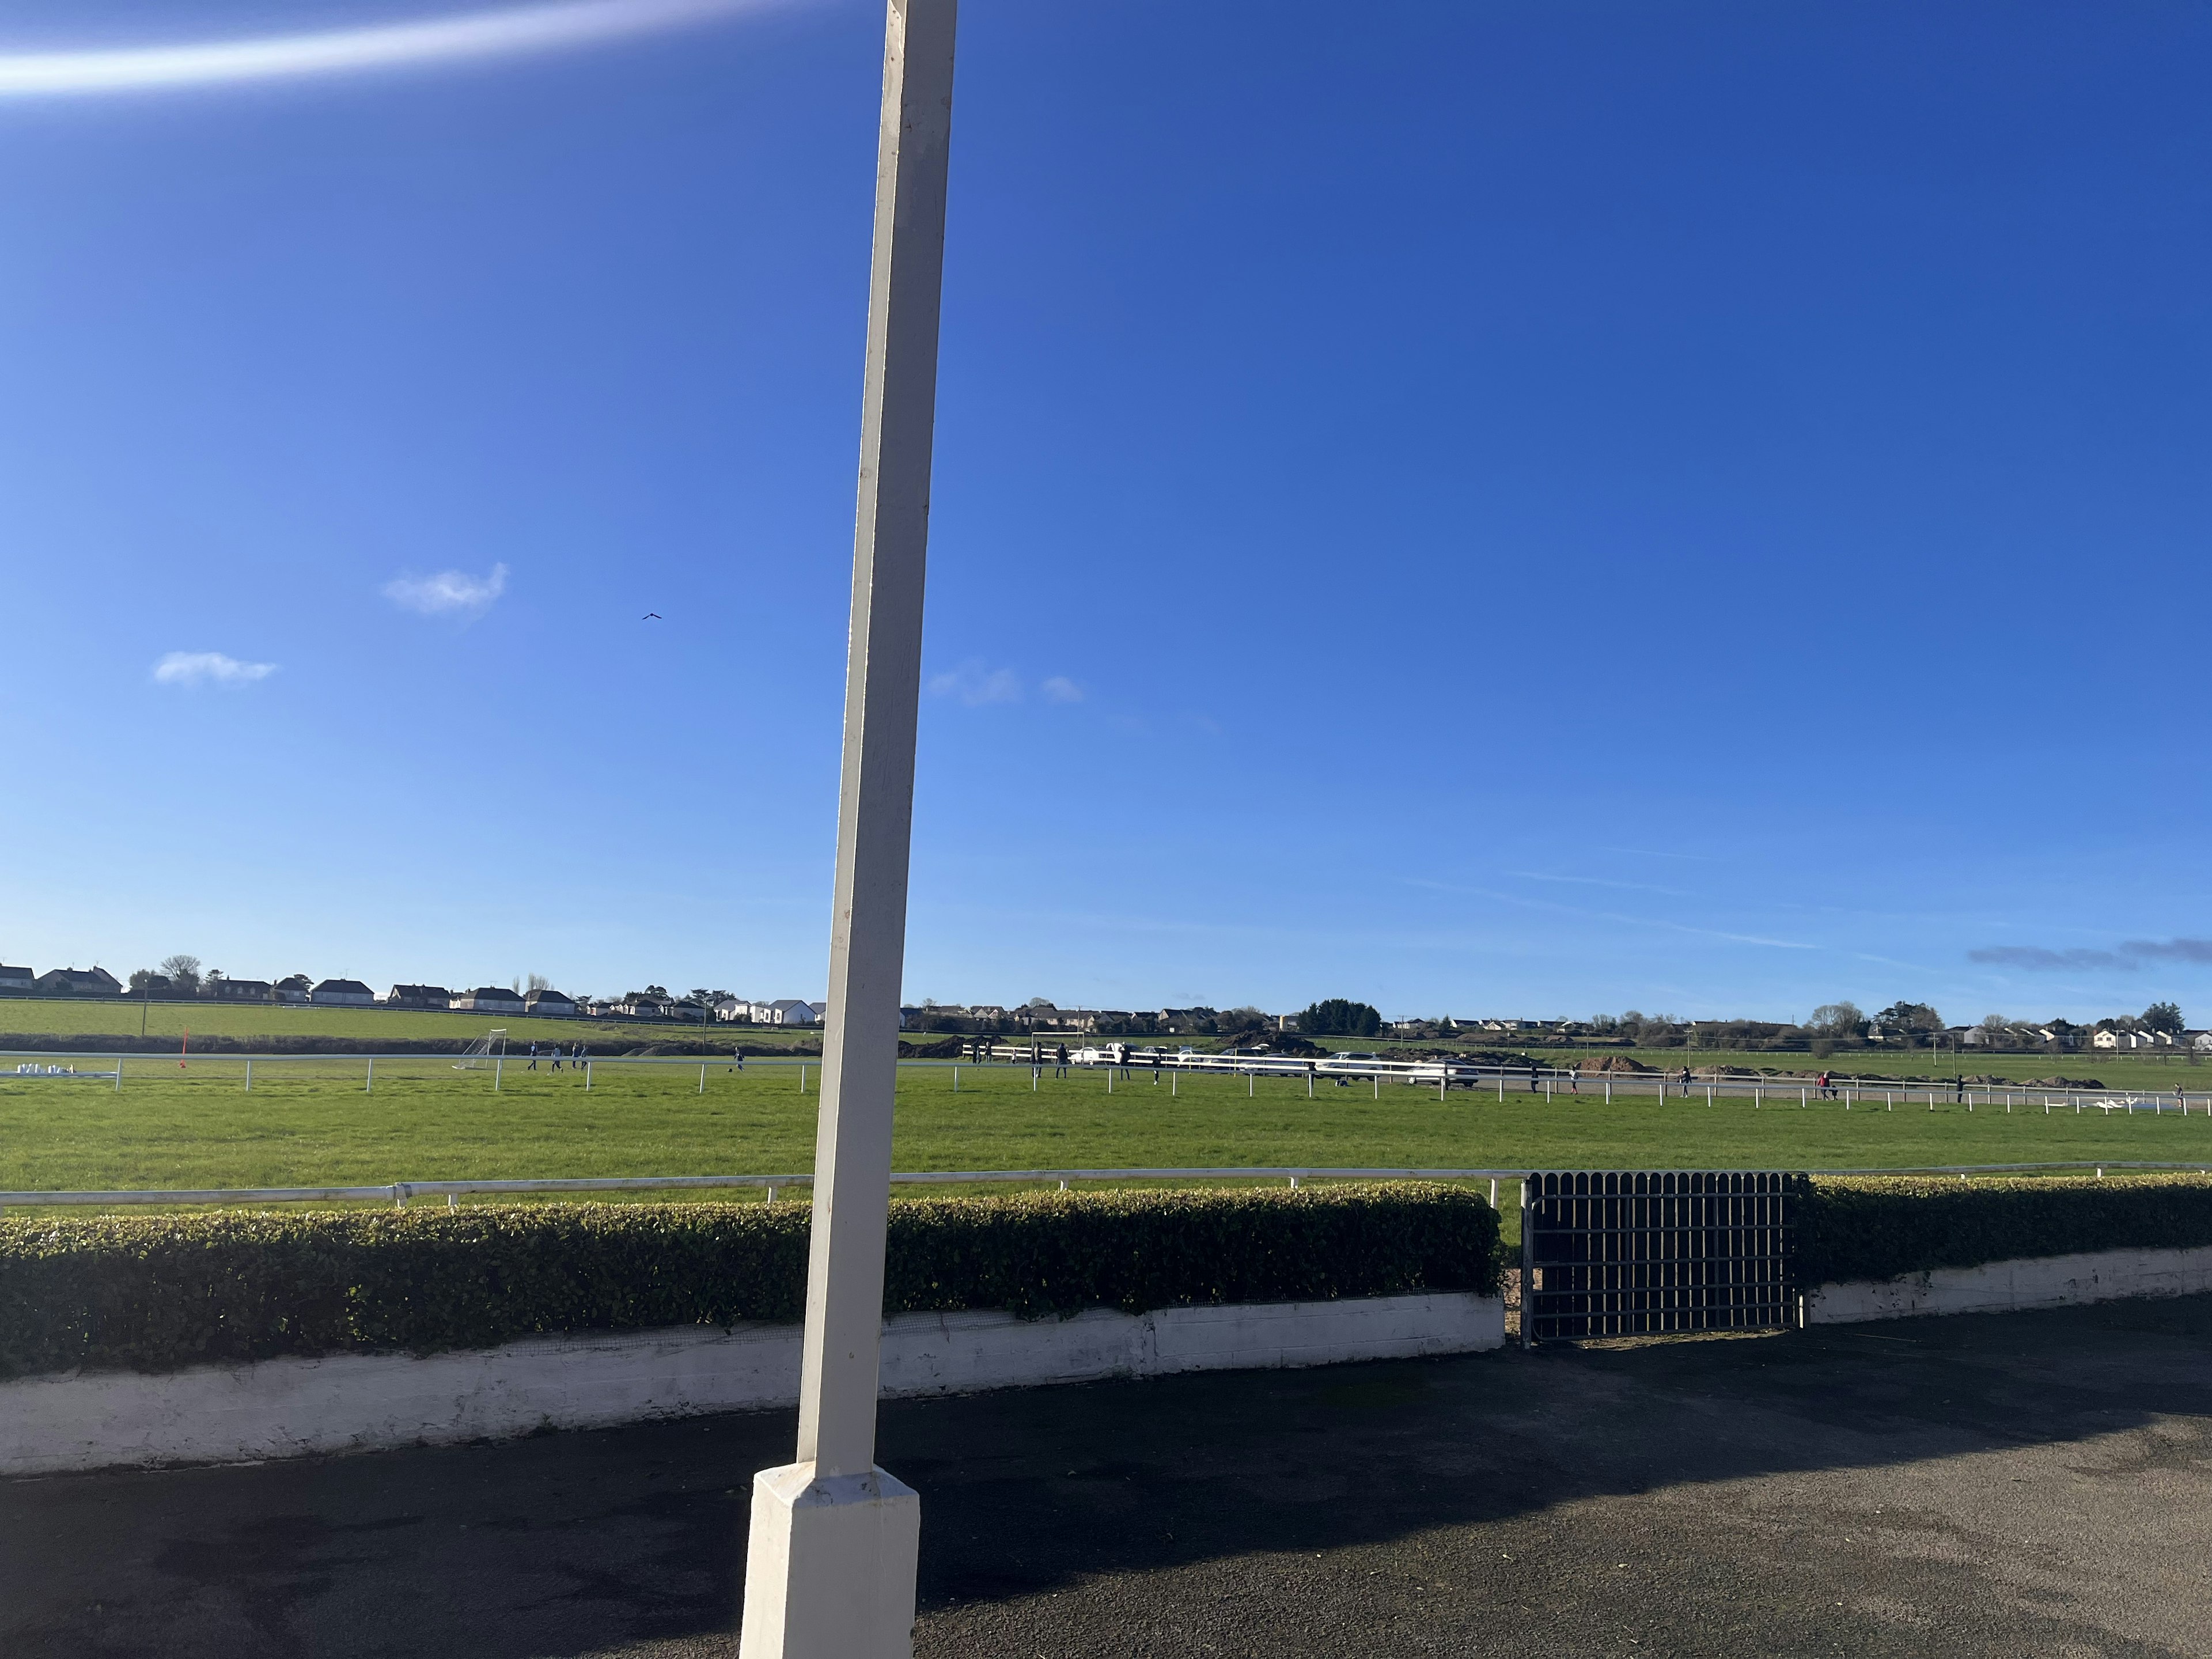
[3,1057,2205,1236]
[0,997,815,1050]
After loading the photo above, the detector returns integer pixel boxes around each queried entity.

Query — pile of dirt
[2021,1076,2106,1090]
[1578,1055,1657,1074]
[1207,1033,1326,1058]
[897,1036,964,1059]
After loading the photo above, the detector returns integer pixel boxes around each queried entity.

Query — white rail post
[586,1059,593,1092]
[494,1054,502,1092]
[245,1059,252,1093]
[740,3,955,1651]
[114,1058,122,1092]
[366,1056,374,1094]
[700,1063,707,1094]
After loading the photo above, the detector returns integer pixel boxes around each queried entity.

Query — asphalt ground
[5,1297,2211,1658]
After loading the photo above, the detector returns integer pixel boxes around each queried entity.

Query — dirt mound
[897,1036,964,1059]
[1579,1055,1656,1074]
[2022,1076,2106,1090]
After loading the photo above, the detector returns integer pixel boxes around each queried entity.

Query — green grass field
[3,1057,2203,1222]
[0,997,814,1050]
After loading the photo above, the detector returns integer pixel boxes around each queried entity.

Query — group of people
[522,1041,588,1071]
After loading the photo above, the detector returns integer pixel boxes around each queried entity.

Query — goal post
[453,1029,507,1071]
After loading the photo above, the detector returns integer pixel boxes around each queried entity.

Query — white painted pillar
[740,3,955,1653]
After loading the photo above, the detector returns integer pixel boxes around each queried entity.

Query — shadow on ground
[5,1296,2211,1657]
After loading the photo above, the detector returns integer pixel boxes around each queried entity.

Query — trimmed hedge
[1800,1173,2212,1285]
[0,1181,1498,1380]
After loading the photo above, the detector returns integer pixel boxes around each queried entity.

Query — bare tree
[1805,1002,1865,1038]
[158,954,202,994]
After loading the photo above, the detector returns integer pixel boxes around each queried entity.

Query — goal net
[454,1029,507,1070]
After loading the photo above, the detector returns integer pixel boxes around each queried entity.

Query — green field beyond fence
[2,1057,2205,1218]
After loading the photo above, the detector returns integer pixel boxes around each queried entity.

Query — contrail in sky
[0,0,790,97]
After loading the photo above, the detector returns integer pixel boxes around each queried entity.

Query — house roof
[390,985,452,998]
[314,979,373,995]
[464,987,522,999]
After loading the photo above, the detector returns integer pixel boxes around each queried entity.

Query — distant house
[310,979,375,1006]
[716,997,756,1024]
[454,987,527,1014]
[612,994,665,1019]
[35,966,122,997]
[0,965,32,994]
[206,979,273,1002]
[524,988,578,1017]
[758,999,820,1027]
[667,999,710,1024]
[384,985,453,1010]
[2191,1031,2212,1052]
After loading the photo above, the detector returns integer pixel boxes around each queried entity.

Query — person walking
[1528,1063,1540,1094]
[550,1046,562,1072]
[527,1042,539,1071]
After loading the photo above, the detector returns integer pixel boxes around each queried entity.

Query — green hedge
[0,1182,1497,1380]
[1800,1173,2212,1284]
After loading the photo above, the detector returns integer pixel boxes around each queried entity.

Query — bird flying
[642,612,662,620]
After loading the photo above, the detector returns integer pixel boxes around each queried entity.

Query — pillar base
[738,1461,919,1658]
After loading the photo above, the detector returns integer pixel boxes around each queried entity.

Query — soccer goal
[454,1029,507,1070]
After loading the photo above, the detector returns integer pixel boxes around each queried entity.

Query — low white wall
[1809,1244,2212,1324]
[0,1291,1502,1478]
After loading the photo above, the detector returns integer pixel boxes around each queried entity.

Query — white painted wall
[0,1291,1502,1478]
[1808,1245,2212,1324]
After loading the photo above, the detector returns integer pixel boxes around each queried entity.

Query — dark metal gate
[1520,1171,1801,1344]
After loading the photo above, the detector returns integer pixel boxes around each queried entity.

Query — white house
[454,986,527,1014]
[310,979,375,1006]
[524,989,578,1017]
[759,999,820,1027]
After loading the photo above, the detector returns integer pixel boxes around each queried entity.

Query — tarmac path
[5,1296,2210,1657]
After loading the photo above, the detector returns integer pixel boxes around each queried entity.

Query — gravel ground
[5,1295,2210,1657]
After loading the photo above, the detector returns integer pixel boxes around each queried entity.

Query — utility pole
[737,3,957,1654]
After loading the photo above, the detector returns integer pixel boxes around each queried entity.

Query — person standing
[1055,1043,1069,1079]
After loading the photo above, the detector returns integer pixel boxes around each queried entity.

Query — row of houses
[0,966,824,1026]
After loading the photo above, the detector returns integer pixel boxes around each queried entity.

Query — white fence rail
[8,1047,2207,1115]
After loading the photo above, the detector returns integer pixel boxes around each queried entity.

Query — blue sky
[1,0,2208,1025]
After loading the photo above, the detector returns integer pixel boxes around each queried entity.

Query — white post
[741,4,954,1652]
[114,1057,122,1092]
[800,1063,807,1093]
[952,1064,959,1093]
[245,1059,252,1092]
[586,1059,593,1092]
[700,1063,708,1094]
[494,1054,502,1092]
[366,1056,374,1094]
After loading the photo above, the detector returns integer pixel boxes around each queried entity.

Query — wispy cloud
[1509,870,1688,897]
[152,650,276,688]
[927,661,1022,706]
[2120,937,2212,963]
[1040,676,1084,704]
[0,0,784,98]
[1407,878,1816,950]
[1970,937,2212,972]
[383,562,508,618]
